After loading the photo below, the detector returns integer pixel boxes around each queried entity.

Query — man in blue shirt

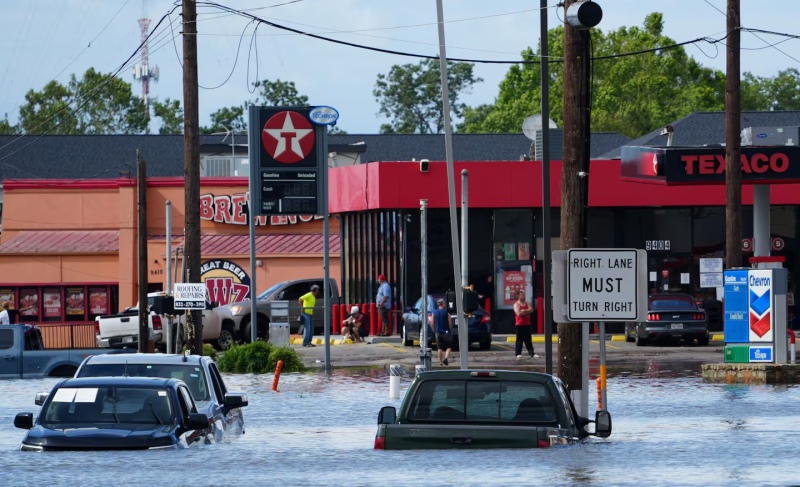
[432,298,453,366]
[376,274,392,336]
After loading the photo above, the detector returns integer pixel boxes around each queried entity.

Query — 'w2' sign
[205,278,249,306]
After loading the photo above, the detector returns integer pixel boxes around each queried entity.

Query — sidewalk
[289,332,726,347]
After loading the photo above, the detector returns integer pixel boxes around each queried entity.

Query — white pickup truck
[96,292,235,351]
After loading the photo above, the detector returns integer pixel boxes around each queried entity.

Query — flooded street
[1,368,798,487]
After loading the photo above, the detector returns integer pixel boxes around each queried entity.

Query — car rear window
[406,380,557,424]
[77,363,210,402]
[650,296,696,309]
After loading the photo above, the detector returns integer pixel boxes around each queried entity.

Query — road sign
[723,270,749,343]
[173,283,207,310]
[561,248,648,322]
[248,106,329,216]
[749,346,773,363]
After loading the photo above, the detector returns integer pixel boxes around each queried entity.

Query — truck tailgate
[99,314,139,339]
[380,423,555,449]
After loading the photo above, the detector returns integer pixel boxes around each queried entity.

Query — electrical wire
[198,1,732,66]
[247,23,260,93]
[0,7,179,165]
[198,20,256,90]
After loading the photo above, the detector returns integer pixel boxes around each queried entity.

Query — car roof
[416,369,554,384]
[649,293,695,299]
[57,376,180,388]
[83,353,209,366]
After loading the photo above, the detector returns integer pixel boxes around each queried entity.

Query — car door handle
[451,436,472,444]
[121,317,130,322]
[3,355,15,360]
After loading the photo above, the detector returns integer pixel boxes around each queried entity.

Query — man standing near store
[298,285,319,347]
[376,274,392,336]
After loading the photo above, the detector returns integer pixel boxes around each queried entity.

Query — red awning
[0,231,120,253]
[158,233,340,255]
[201,234,340,255]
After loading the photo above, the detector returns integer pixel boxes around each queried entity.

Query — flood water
[1,367,799,487]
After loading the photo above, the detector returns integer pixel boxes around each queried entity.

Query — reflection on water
[1,366,799,487]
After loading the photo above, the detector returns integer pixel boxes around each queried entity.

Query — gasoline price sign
[260,171,318,215]
[567,249,643,321]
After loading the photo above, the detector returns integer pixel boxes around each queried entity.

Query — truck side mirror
[34,392,48,406]
[594,410,612,438]
[377,406,396,424]
[14,413,33,430]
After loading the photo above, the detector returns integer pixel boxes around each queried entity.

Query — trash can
[269,322,290,347]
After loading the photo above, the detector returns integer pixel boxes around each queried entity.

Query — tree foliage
[203,79,313,134]
[17,68,148,135]
[0,114,18,135]
[374,58,482,134]
[153,97,183,135]
[460,14,727,138]
[742,68,800,111]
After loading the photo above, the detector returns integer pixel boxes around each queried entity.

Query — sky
[0,0,798,134]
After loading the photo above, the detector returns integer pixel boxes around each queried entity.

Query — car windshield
[413,296,437,313]
[650,296,696,309]
[257,282,286,300]
[42,386,175,425]
[77,363,210,404]
[406,380,558,424]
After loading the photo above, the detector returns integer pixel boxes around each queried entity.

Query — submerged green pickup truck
[374,370,611,450]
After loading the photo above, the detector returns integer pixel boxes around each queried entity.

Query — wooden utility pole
[725,0,742,269]
[137,152,149,353]
[182,0,203,354]
[559,0,590,392]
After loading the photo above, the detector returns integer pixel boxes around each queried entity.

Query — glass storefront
[0,285,118,324]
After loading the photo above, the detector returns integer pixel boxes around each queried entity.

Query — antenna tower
[132,0,159,115]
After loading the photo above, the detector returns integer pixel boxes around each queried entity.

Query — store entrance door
[648,254,692,294]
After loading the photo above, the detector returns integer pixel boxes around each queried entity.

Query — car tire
[215,324,235,350]
[635,334,647,347]
[242,316,270,343]
[479,339,491,351]
[625,326,634,343]
[697,335,710,346]
[402,325,414,347]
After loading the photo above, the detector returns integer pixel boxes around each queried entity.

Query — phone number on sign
[174,301,205,309]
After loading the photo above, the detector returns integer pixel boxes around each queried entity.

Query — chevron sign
[748,270,774,343]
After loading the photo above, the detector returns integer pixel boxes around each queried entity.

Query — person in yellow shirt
[298,285,319,347]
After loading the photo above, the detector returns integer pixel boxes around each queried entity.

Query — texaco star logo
[261,111,315,164]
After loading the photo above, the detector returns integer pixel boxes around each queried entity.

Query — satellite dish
[522,115,558,141]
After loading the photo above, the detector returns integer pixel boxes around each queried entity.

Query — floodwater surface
[1,368,798,487]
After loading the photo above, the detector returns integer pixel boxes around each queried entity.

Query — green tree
[0,114,18,135]
[460,13,727,138]
[18,68,148,134]
[203,79,315,134]
[374,58,482,134]
[153,97,183,134]
[764,68,800,110]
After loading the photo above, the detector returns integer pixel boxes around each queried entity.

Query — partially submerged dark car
[15,377,211,451]
[625,293,709,346]
[375,370,611,450]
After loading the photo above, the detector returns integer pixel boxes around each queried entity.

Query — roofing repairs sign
[248,106,328,216]
[566,248,647,322]
[173,283,207,310]
[748,269,774,343]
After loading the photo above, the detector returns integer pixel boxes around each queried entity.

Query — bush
[268,346,306,373]
[217,342,305,374]
[180,343,218,361]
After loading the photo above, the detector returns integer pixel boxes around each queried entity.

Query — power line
[0,7,179,165]
[197,1,733,66]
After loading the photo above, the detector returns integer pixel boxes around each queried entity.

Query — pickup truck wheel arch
[215,323,236,350]
[49,365,78,377]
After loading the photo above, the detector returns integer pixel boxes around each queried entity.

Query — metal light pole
[461,170,469,288]
[435,0,468,369]
[247,106,259,345]
[540,0,554,375]
[420,199,432,371]
[166,200,173,354]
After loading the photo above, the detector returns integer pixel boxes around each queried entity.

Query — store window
[43,288,63,322]
[19,288,39,321]
[65,287,86,322]
[493,210,535,310]
[88,287,110,321]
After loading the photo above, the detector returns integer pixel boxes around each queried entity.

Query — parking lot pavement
[293,334,726,371]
